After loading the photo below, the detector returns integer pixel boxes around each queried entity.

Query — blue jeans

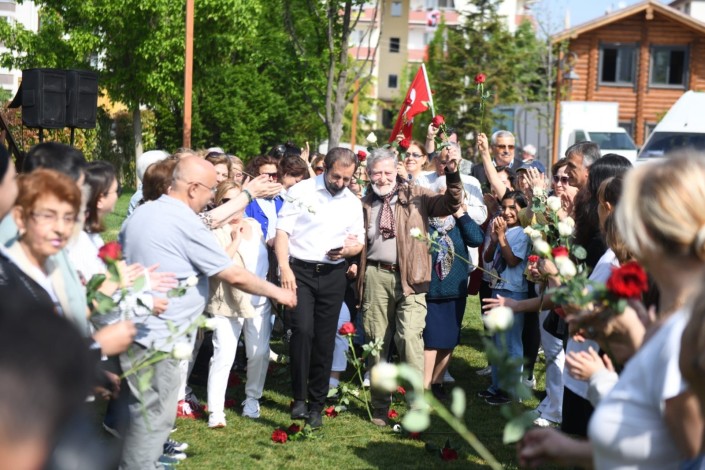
[489,289,528,395]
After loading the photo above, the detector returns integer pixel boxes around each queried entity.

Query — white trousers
[178,334,203,401]
[536,309,565,423]
[207,303,272,417]
[331,303,351,373]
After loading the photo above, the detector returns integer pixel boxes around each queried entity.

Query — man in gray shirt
[119,157,295,469]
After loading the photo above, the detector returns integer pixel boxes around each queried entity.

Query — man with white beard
[357,148,464,426]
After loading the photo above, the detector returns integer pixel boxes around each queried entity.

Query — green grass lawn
[106,193,551,469]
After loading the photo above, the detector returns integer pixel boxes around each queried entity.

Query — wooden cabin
[551,0,705,159]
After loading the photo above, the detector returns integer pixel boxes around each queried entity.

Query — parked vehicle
[637,91,705,161]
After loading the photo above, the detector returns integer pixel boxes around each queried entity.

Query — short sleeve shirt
[120,195,233,351]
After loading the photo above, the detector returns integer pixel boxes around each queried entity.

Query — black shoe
[291,400,309,420]
[431,383,449,402]
[370,407,390,427]
[306,410,323,429]
[477,389,497,399]
[485,394,511,406]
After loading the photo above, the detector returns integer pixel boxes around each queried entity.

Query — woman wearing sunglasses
[398,140,433,186]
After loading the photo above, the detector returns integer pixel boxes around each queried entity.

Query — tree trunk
[132,106,143,188]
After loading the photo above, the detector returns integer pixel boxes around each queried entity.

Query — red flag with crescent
[389,64,434,142]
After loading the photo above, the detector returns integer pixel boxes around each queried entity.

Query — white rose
[546,196,562,212]
[409,227,422,238]
[483,306,514,333]
[556,257,577,279]
[562,216,575,228]
[533,239,550,256]
[533,187,545,197]
[172,342,193,360]
[370,362,398,393]
[557,221,573,237]
[203,317,218,331]
[185,275,198,287]
[366,132,378,144]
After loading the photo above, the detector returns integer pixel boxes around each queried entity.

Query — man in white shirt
[275,148,364,429]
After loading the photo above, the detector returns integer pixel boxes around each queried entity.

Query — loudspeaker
[19,68,67,129]
[66,70,98,129]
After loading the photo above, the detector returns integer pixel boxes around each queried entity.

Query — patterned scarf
[429,216,456,280]
[377,184,399,239]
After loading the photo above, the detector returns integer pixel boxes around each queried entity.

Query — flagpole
[422,63,435,117]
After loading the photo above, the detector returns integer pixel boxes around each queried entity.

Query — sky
[532,0,671,34]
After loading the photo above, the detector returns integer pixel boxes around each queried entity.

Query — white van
[637,91,705,161]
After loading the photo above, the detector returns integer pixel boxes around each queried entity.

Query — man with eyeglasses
[471,130,522,190]
[120,156,296,469]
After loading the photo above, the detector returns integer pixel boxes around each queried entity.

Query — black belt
[368,260,399,272]
[290,258,345,274]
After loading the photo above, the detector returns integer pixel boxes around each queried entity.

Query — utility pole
[183,0,194,148]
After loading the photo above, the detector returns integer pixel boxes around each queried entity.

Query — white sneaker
[475,366,492,376]
[523,376,537,390]
[242,398,261,418]
[208,412,226,428]
[443,370,456,384]
[362,371,370,388]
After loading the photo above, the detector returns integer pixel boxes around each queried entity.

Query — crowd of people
[0,122,704,470]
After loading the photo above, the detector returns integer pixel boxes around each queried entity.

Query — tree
[283,0,382,148]
[426,0,548,146]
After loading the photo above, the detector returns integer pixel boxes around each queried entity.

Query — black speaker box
[66,70,98,129]
[20,68,67,129]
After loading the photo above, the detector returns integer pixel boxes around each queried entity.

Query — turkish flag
[389,64,434,142]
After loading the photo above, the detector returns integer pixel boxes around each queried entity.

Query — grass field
[106,193,552,469]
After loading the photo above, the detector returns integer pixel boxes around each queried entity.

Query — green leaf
[450,387,466,419]
[327,387,338,398]
[132,274,146,292]
[503,416,529,444]
[86,273,107,292]
[401,409,430,432]
[137,367,154,393]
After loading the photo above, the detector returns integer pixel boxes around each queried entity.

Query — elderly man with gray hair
[471,130,522,190]
[357,147,464,426]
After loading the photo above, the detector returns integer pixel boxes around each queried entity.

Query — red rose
[396,386,406,395]
[357,150,367,162]
[338,321,356,336]
[606,261,648,299]
[98,241,122,263]
[271,429,288,443]
[551,246,569,258]
[441,447,458,461]
[528,255,539,263]
[287,423,301,434]
[388,409,399,420]
[474,73,486,85]
[399,138,411,150]
[432,115,445,128]
[324,406,338,418]
[409,432,421,440]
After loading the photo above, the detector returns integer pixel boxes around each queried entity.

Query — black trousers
[289,260,347,411]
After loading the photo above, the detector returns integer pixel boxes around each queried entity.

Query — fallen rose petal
[271,429,288,443]
[287,423,301,434]
[324,406,338,418]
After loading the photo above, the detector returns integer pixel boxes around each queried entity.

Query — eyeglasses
[405,152,423,159]
[189,181,217,194]
[313,166,325,174]
[493,144,515,151]
[263,172,278,180]
[30,211,77,226]
[552,175,570,185]
[232,172,243,179]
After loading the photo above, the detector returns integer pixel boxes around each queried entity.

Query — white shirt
[588,308,690,470]
[564,249,619,398]
[276,174,365,264]
[67,231,105,283]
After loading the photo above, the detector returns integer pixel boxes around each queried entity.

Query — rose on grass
[388,409,399,420]
[432,114,445,128]
[287,423,301,434]
[484,306,514,333]
[366,132,378,144]
[399,138,411,150]
[474,73,486,85]
[441,447,459,461]
[357,150,367,162]
[98,241,122,263]
[552,246,569,258]
[338,321,356,336]
[271,429,288,443]
[533,240,550,257]
[324,406,338,418]
[606,261,648,298]
[172,342,193,360]
[546,196,562,212]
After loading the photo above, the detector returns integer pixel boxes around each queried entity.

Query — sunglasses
[494,144,515,151]
[313,166,325,174]
[405,152,423,159]
[263,172,278,179]
[552,175,570,184]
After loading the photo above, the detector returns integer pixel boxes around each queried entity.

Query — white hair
[136,150,170,182]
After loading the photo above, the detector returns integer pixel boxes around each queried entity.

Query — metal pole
[350,80,359,149]
[70,127,75,147]
[182,0,194,148]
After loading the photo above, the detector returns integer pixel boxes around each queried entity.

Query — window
[388,74,398,88]
[382,109,395,128]
[391,1,402,16]
[619,120,634,140]
[599,44,637,85]
[574,130,587,142]
[644,122,658,141]
[389,37,400,53]
[650,46,688,87]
